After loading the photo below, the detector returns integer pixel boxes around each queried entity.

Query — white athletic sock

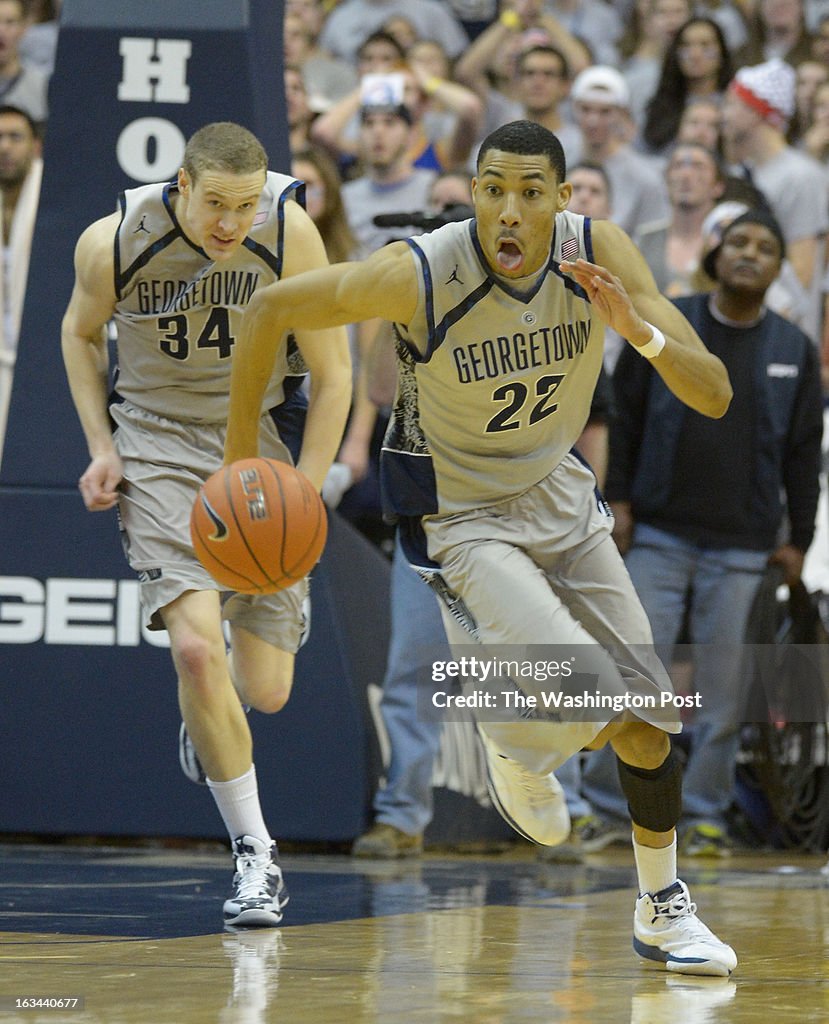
[207,765,271,847]
[633,834,677,896]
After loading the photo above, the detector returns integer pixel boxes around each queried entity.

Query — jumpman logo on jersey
[133,215,151,234]
[446,264,464,286]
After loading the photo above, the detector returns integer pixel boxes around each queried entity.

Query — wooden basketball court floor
[1,841,828,1024]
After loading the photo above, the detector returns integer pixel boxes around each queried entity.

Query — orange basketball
[190,457,327,594]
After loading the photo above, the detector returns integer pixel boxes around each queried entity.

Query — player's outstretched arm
[562,220,732,419]
[225,240,418,463]
[61,213,123,511]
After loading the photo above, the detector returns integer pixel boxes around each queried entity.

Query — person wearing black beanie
[583,208,823,860]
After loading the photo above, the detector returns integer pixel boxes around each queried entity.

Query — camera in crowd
[373,203,475,235]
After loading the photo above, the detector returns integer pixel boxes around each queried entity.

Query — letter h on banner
[118,37,192,103]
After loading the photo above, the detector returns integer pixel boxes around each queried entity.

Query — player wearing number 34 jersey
[61,122,351,929]
[113,170,302,422]
[226,120,739,976]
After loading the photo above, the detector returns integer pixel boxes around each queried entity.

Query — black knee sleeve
[616,746,682,833]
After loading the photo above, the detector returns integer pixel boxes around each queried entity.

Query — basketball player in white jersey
[61,122,351,928]
[225,120,737,975]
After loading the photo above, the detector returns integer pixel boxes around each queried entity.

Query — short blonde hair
[182,122,267,182]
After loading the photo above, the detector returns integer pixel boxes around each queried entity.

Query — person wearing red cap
[722,58,828,342]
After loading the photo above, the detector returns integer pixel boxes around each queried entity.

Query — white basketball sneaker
[478,730,570,846]
[634,880,737,976]
[223,836,289,928]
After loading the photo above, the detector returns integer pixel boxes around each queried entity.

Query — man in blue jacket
[584,207,824,857]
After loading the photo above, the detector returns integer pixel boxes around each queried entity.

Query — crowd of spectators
[5,0,829,473]
[270,1,829,542]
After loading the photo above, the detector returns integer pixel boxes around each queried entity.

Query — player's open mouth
[496,240,523,272]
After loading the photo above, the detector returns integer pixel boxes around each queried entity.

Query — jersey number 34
[157,308,234,361]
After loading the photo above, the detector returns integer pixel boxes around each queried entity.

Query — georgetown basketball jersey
[112,171,303,422]
[382,210,602,516]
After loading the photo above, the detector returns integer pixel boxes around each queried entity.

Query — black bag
[738,566,829,851]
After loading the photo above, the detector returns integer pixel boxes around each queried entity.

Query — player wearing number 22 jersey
[383,209,598,517]
[224,122,738,976]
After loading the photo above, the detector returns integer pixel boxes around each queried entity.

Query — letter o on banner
[116,117,186,182]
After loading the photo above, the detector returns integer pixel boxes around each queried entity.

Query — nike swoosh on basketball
[202,495,228,541]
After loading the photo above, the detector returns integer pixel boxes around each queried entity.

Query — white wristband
[636,322,666,360]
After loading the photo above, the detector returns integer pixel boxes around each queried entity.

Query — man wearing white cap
[569,65,670,237]
[722,57,828,342]
[341,78,437,257]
